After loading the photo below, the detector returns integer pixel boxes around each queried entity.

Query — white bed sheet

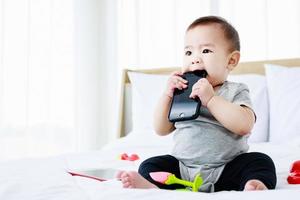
[0,157,88,200]
[68,131,300,199]
[1,131,300,199]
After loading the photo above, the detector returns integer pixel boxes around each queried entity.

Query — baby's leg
[116,155,184,190]
[241,152,276,191]
[215,152,276,192]
[116,171,158,189]
[138,154,185,190]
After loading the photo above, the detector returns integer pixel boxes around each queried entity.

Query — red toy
[287,160,300,184]
[120,153,140,161]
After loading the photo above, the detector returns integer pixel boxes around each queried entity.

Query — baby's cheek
[181,66,189,73]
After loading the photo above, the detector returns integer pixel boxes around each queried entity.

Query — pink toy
[149,171,203,192]
[150,172,171,184]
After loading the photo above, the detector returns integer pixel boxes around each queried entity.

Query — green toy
[149,171,203,192]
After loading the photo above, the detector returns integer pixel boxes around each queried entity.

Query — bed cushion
[265,64,300,143]
[128,72,269,142]
[228,74,269,142]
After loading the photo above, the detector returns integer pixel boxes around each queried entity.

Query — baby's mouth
[184,69,207,78]
[188,64,206,72]
[192,69,207,78]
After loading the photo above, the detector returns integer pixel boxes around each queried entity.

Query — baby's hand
[165,71,188,98]
[189,78,214,107]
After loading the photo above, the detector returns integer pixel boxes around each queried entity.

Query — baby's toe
[115,170,125,179]
[123,180,132,188]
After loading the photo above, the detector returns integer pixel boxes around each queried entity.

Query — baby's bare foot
[244,179,268,191]
[116,171,158,189]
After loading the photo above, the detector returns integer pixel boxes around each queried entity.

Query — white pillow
[228,75,269,142]
[265,64,300,143]
[128,72,168,131]
[129,72,269,142]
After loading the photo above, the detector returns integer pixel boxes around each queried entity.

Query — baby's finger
[178,77,188,84]
[178,82,187,89]
[173,76,187,84]
[171,71,183,76]
[171,71,187,83]
[198,78,209,85]
[173,79,187,90]
[190,86,201,98]
[189,91,196,99]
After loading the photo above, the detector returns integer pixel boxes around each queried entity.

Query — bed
[1,58,300,199]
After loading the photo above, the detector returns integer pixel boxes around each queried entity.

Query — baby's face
[182,24,233,87]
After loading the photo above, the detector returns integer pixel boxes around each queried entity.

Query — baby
[117,16,276,192]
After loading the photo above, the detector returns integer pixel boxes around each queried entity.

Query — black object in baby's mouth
[168,70,207,123]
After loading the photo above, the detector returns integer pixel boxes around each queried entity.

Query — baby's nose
[192,60,200,65]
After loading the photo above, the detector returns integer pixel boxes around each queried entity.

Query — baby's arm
[153,71,187,136]
[153,95,175,135]
[207,96,255,135]
[190,78,255,135]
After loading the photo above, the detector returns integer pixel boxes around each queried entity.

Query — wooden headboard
[117,58,300,138]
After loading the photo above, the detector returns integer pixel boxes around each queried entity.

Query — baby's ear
[227,51,240,71]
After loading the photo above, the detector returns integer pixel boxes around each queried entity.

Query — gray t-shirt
[171,81,253,192]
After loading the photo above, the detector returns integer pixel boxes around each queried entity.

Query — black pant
[138,152,276,191]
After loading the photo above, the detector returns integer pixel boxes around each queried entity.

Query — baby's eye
[202,49,212,53]
[185,51,192,56]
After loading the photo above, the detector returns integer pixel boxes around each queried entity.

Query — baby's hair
[187,16,240,52]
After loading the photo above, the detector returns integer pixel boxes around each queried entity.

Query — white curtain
[0,0,119,160]
[117,0,300,69]
[0,0,76,160]
[74,0,119,151]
